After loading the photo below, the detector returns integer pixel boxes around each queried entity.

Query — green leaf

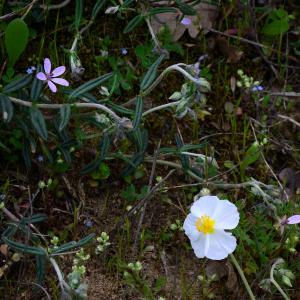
[30,108,48,141]
[75,0,83,30]
[0,94,14,123]
[261,8,289,35]
[132,97,143,130]
[148,7,178,16]
[140,54,165,91]
[5,18,29,68]
[69,73,113,98]
[92,0,108,19]
[240,142,261,172]
[30,66,43,101]
[3,74,32,93]
[123,15,144,33]
[59,104,71,131]
[2,237,47,256]
[80,158,102,175]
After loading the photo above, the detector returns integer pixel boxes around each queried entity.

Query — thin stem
[270,259,290,300]
[230,254,256,300]
[142,101,179,117]
[9,96,121,122]
[49,257,71,292]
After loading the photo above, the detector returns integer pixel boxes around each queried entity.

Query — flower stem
[9,96,122,123]
[142,101,180,117]
[270,259,290,300]
[230,254,256,300]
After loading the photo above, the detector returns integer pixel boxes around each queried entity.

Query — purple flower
[37,155,44,162]
[287,215,300,225]
[26,66,36,74]
[121,48,128,56]
[181,17,192,26]
[84,219,93,228]
[252,85,264,92]
[36,58,69,93]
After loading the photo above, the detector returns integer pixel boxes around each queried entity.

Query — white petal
[190,234,207,258]
[191,196,219,218]
[213,200,239,230]
[205,230,237,260]
[183,213,200,241]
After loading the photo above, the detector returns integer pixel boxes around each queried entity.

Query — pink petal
[36,72,47,81]
[51,78,69,86]
[44,58,51,74]
[48,80,57,93]
[51,66,66,77]
[287,215,300,224]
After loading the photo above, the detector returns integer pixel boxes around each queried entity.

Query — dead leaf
[205,260,227,280]
[225,261,238,291]
[279,168,300,200]
[151,2,219,41]
[0,244,8,256]
[216,37,243,63]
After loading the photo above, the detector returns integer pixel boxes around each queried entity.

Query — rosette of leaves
[169,80,210,119]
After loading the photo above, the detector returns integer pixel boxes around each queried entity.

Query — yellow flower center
[196,215,215,234]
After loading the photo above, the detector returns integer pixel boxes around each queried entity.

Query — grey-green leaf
[30,66,43,101]
[0,94,14,123]
[75,0,83,30]
[140,54,165,91]
[123,15,144,33]
[30,108,48,141]
[69,73,113,98]
[59,104,71,131]
[3,74,32,94]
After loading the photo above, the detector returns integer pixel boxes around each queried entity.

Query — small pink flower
[287,215,300,225]
[36,58,69,93]
[181,17,192,26]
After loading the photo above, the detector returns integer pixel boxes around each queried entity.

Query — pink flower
[181,17,192,26]
[36,58,69,93]
[287,215,300,224]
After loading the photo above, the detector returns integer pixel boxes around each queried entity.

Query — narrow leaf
[69,73,112,98]
[30,108,48,141]
[75,0,83,30]
[132,97,143,130]
[140,54,165,91]
[3,74,32,93]
[30,66,43,101]
[123,15,144,33]
[0,94,14,123]
[59,104,71,131]
[92,0,109,19]
[3,237,47,256]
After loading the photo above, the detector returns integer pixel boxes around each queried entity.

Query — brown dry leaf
[205,260,227,280]
[151,2,219,41]
[225,261,238,291]
[216,37,243,63]
[0,244,8,256]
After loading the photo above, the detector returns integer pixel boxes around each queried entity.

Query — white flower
[183,195,239,260]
